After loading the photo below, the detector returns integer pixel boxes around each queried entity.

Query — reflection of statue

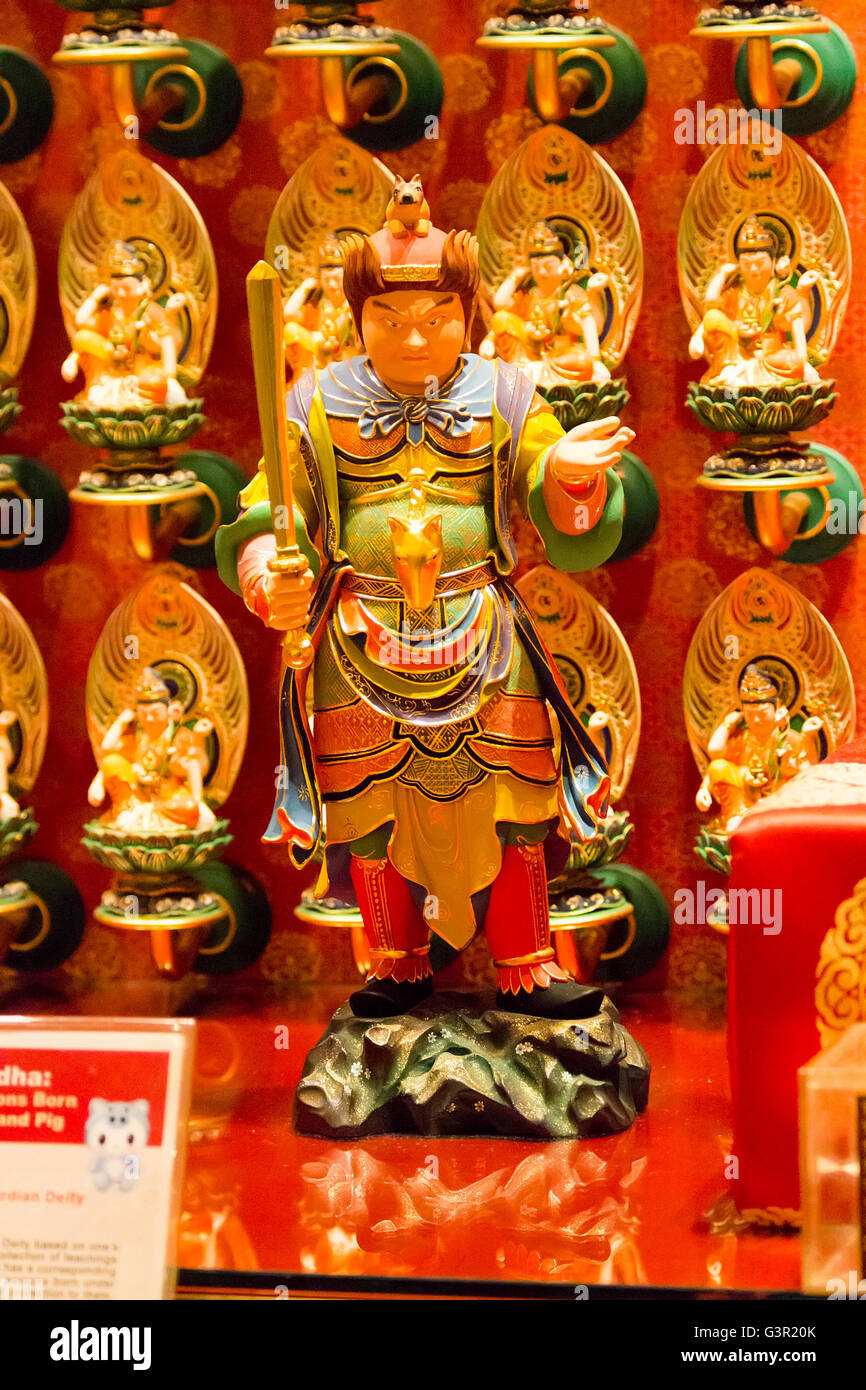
[486,221,610,388]
[61,241,188,410]
[689,218,820,388]
[298,1141,647,1283]
[179,1173,257,1271]
[0,707,19,820]
[87,668,215,834]
[283,233,357,384]
[696,664,824,832]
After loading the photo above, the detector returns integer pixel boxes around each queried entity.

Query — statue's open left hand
[548,416,635,487]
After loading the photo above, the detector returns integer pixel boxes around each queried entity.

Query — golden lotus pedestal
[687,14,830,136]
[0,807,55,970]
[475,28,617,127]
[62,402,216,562]
[83,813,234,980]
[93,873,230,980]
[688,391,863,562]
[689,20,829,40]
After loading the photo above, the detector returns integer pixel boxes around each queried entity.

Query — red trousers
[350,840,569,992]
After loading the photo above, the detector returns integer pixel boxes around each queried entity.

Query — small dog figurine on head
[385,174,431,239]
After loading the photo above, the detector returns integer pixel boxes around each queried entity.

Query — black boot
[496,980,605,1020]
[349,975,433,1019]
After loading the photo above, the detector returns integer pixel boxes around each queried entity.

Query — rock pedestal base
[294,990,650,1139]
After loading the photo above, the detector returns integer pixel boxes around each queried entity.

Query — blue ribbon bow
[359,391,474,445]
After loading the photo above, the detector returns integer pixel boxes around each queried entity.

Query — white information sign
[0,1017,194,1300]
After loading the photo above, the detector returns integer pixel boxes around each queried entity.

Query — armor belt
[342,558,498,601]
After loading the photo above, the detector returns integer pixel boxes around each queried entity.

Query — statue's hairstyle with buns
[340,228,480,345]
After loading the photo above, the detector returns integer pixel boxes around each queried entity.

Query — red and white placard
[0,1017,194,1300]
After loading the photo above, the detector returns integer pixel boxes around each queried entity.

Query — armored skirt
[216,354,624,949]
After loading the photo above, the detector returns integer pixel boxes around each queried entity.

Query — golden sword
[245,260,313,670]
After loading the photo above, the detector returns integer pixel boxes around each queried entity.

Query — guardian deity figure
[218,197,633,1020]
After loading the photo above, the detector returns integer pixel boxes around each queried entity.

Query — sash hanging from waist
[266,566,611,865]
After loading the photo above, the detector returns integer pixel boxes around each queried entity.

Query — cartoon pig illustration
[85,1099,150,1191]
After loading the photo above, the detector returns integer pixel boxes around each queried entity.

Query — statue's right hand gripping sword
[246,260,314,670]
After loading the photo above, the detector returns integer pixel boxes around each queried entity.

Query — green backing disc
[735,21,857,136]
[590,863,670,984]
[343,32,443,152]
[191,862,271,976]
[527,26,646,145]
[608,450,659,563]
[0,49,53,163]
[167,450,245,570]
[134,38,243,158]
[0,456,70,571]
[6,860,86,973]
[743,444,863,564]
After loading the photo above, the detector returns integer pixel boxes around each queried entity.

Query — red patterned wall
[1,0,863,993]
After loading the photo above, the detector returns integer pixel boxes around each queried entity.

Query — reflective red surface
[1,981,800,1294]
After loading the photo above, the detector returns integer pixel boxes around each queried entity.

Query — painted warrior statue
[696,663,825,833]
[689,217,820,389]
[218,198,633,1020]
[484,220,610,388]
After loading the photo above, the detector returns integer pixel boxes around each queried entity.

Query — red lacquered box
[727,739,866,1219]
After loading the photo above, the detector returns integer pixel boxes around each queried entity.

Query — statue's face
[113,274,147,302]
[319,266,343,300]
[743,699,777,736]
[531,253,567,290]
[738,250,774,293]
[136,700,169,733]
[362,290,465,394]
